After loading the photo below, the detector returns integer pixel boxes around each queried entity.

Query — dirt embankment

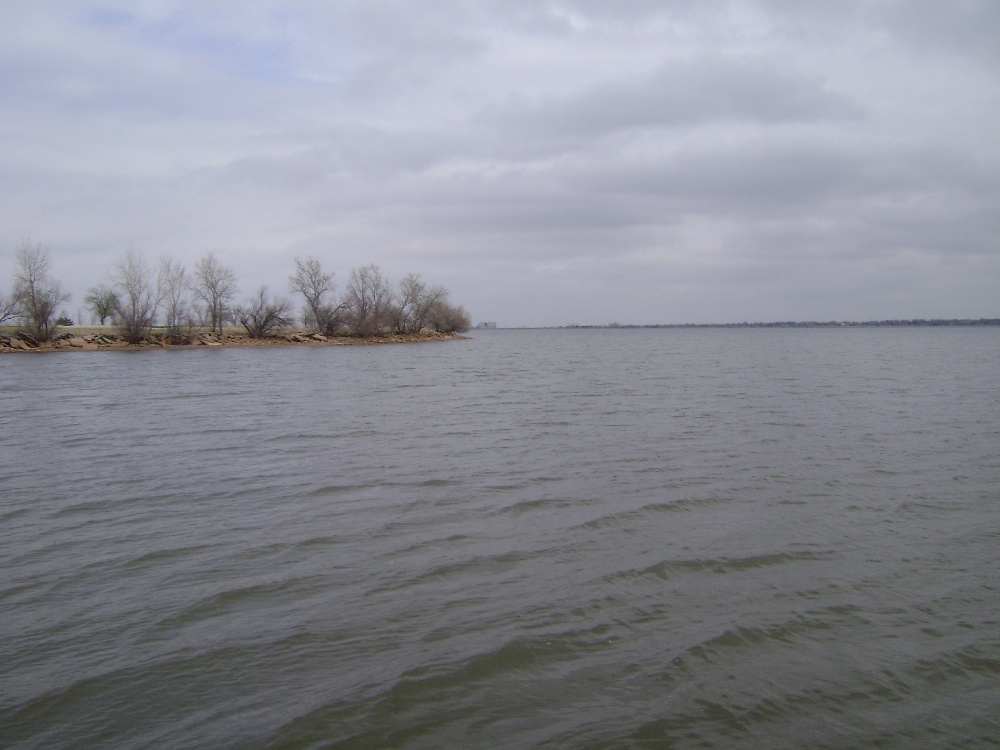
[0,328,465,352]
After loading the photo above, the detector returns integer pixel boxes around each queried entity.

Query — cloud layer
[2,1,998,325]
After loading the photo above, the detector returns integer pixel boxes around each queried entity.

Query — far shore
[0,326,467,353]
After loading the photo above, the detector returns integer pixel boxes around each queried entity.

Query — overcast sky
[2,1,998,326]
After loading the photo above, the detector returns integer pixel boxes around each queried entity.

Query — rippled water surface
[2,328,999,749]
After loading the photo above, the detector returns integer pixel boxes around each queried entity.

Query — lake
[1,328,998,748]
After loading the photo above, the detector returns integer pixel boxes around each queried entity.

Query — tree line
[1,240,471,344]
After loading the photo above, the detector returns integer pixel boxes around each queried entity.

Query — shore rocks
[1,329,465,352]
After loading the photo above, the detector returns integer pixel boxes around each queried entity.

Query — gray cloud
[487,57,864,146]
[0,1,997,326]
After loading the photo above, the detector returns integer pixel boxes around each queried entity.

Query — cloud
[486,56,863,149]
[0,1,997,326]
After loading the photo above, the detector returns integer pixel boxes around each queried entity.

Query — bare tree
[159,257,192,341]
[427,300,472,333]
[289,256,348,334]
[112,248,160,344]
[290,256,328,326]
[396,273,447,333]
[193,252,237,333]
[0,288,19,325]
[235,286,293,338]
[344,264,394,336]
[12,240,70,341]
[84,284,119,325]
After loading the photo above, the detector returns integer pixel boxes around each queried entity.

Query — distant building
[477,322,497,329]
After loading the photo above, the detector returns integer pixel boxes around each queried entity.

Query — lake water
[1,328,998,749]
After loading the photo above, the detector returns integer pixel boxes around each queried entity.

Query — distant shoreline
[487,318,1000,330]
[0,328,467,353]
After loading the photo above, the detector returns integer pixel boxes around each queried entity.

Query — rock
[15,332,38,346]
[309,333,328,342]
[67,337,87,347]
[8,338,30,350]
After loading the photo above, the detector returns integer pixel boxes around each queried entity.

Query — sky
[1,1,998,327]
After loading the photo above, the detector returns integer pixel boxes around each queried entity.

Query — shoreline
[0,328,467,353]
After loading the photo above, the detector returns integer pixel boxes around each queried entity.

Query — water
[1,328,998,749]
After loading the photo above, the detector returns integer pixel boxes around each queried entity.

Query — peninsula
[0,327,465,352]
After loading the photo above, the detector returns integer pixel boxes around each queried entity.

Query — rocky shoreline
[0,329,465,352]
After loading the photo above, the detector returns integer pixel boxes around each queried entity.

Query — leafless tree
[289,256,346,334]
[159,257,193,341]
[84,283,119,325]
[289,256,331,326]
[0,288,19,325]
[193,252,237,333]
[235,286,293,338]
[427,300,472,333]
[112,248,160,344]
[396,273,447,333]
[12,240,70,341]
[344,264,394,336]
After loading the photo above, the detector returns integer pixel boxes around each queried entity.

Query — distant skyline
[1,2,998,327]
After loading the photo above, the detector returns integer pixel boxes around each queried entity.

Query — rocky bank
[0,329,464,352]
